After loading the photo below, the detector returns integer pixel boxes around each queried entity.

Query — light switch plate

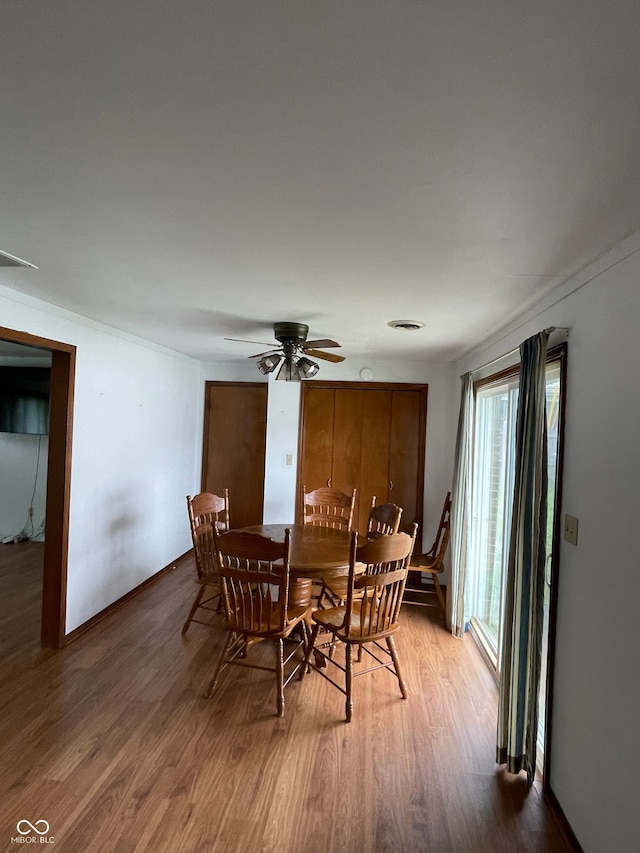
[564,514,579,546]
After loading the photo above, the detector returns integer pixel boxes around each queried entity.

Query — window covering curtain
[0,395,49,435]
[448,372,473,638]
[496,330,549,786]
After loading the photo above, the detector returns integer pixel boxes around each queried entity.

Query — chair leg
[206,632,234,698]
[182,586,206,634]
[300,617,312,659]
[301,623,321,676]
[345,643,353,722]
[432,572,446,613]
[297,622,311,673]
[328,638,338,662]
[387,635,407,699]
[275,638,285,717]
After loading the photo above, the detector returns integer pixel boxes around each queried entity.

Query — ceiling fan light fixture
[257,354,281,374]
[276,355,301,381]
[231,321,343,379]
[297,356,320,378]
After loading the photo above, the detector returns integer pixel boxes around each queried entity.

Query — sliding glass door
[467,351,565,771]
[468,375,518,665]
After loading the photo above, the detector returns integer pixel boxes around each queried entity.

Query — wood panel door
[201,382,267,529]
[358,390,393,534]
[388,390,424,532]
[332,388,363,497]
[298,382,427,538]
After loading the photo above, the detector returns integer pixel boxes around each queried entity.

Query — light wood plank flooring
[0,543,573,852]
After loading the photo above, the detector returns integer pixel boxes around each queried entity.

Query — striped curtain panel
[448,372,473,638]
[496,331,549,785]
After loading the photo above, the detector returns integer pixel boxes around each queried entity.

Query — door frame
[0,325,75,648]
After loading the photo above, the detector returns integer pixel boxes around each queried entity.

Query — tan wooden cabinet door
[298,382,427,537]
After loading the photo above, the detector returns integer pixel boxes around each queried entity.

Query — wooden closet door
[331,388,363,519]
[299,382,427,538]
[358,390,392,535]
[389,390,424,533]
[299,386,335,492]
[201,382,267,528]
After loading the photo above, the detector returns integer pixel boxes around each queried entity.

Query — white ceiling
[1,1,639,364]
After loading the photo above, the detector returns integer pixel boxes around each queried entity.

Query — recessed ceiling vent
[0,250,37,269]
[388,320,425,331]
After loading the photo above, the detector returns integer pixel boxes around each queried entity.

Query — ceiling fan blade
[224,337,276,346]
[248,349,281,359]
[305,349,346,363]
[303,338,341,349]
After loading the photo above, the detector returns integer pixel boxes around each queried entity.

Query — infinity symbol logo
[16,819,50,835]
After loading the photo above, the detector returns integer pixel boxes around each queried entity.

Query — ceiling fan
[225,321,345,381]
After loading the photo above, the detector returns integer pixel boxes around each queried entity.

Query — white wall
[262,376,300,523]
[454,233,640,853]
[0,285,203,633]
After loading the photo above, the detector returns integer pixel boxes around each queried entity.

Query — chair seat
[312,603,400,642]
[411,555,442,573]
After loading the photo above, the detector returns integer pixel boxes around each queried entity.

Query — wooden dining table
[236,523,353,607]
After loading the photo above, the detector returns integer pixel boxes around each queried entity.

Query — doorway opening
[0,325,75,648]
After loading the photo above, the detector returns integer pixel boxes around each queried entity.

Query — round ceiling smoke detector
[387,320,425,331]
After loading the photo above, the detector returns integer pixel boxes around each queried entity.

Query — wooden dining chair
[302,486,356,531]
[302,525,418,722]
[182,491,230,634]
[301,485,356,608]
[317,498,404,607]
[188,490,230,535]
[367,497,403,539]
[206,528,312,717]
[404,491,451,614]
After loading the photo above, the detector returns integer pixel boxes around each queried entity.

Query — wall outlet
[564,514,579,546]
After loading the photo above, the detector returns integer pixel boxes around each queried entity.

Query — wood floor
[0,542,573,852]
